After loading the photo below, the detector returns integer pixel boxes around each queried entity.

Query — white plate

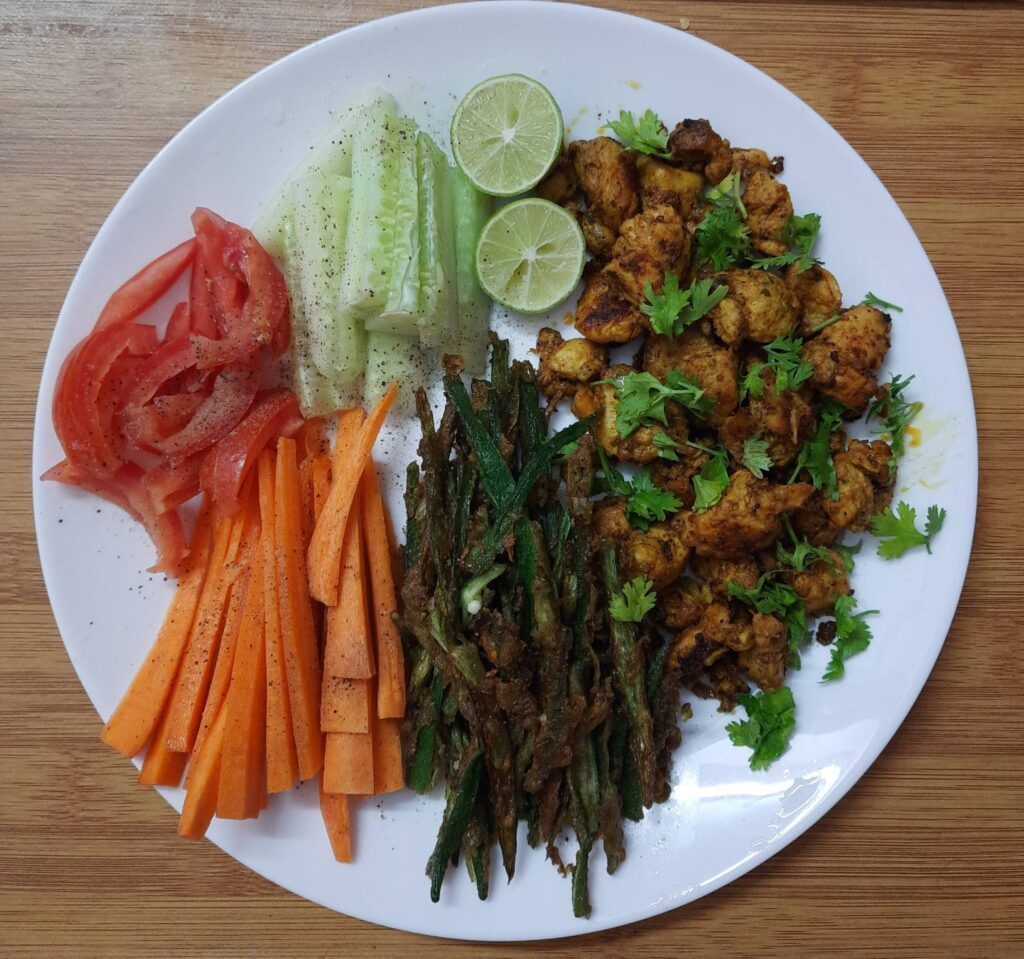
[32,1,977,941]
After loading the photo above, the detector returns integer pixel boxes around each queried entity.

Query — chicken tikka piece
[530,109,910,714]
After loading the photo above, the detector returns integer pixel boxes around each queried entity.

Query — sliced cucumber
[364,330,425,410]
[416,132,457,350]
[450,166,495,372]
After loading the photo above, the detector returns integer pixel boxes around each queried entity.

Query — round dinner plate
[32,1,977,941]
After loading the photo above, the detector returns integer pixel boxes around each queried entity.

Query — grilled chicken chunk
[642,330,739,427]
[743,168,794,257]
[708,268,799,346]
[593,498,691,589]
[668,118,732,184]
[571,137,640,244]
[786,262,843,335]
[536,328,608,403]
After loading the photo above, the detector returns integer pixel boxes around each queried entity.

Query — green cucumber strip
[364,330,423,410]
[450,166,494,372]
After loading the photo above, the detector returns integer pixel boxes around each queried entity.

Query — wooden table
[2,2,1022,956]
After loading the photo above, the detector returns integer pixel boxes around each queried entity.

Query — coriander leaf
[821,595,878,682]
[865,373,922,464]
[705,171,747,219]
[869,501,946,559]
[727,576,809,656]
[775,517,840,573]
[606,369,712,437]
[750,212,822,274]
[687,441,730,512]
[695,205,751,271]
[608,108,671,158]
[642,274,729,340]
[626,471,683,530]
[809,312,841,334]
[726,687,796,771]
[610,575,657,623]
[762,335,814,393]
[739,362,767,402]
[789,398,845,499]
[863,292,903,312]
[834,539,861,572]
[741,436,773,478]
[653,430,681,461]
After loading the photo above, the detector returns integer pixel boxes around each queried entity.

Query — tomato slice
[122,392,207,451]
[142,451,205,514]
[164,301,192,342]
[188,256,220,339]
[42,459,188,573]
[150,350,260,457]
[93,238,196,332]
[201,390,302,516]
[192,208,244,326]
[53,323,160,476]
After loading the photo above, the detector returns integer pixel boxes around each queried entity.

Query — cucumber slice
[291,172,365,401]
[364,330,425,410]
[338,95,402,313]
[280,213,345,416]
[450,167,495,372]
[416,132,458,350]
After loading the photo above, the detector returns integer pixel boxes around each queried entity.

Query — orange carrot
[163,510,235,752]
[323,508,375,680]
[297,415,330,464]
[320,677,371,734]
[218,546,268,820]
[100,502,214,758]
[298,459,316,550]
[178,703,227,840]
[323,732,374,795]
[361,465,406,719]
[259,451,298,793]
[371,715,404,795]
[318,779,352,863]
[275,436,324,781]
[137,694,188,787]
[311,455,332,524]
[307,387,397,605]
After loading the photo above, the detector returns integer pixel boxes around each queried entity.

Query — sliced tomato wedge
[164,301,192,342]
[151,350,260,457]
[93,238,196,332]
[142,451,205,514]
[122,392,207,451]
[201,390,302,516]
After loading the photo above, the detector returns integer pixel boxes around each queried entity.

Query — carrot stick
[322,508,375,679]
[163,510,235,752]
[320,677,371,734]
[311,455,332,526]
[101,501,214,758]
[137,694,188,787]
[298,416,330,464]
[259,451,298,793]
[318,779,352,863]
[371,715,404,795]
[275,436,324,781]
[361,466,406,719]
[323,732,374,795]
[218,546,268,819]
[307,387,397,605]
[178,703,227,840]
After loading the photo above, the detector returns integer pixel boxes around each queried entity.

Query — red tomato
[93,238,196,332]
[121,392,207,451]
[201,390,302,516]
[142,451,205,514]
[164,301,192,342]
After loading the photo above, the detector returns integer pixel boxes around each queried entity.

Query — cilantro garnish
[821,595,878,682]
[598,450,683,532]
[686,441,731,512]
[727,575,809,656]
[869,502,946,559]
[740,335,814,401]
[607,109,671,158]
[726,687,796,771]
[695,205,751,271]
[789,399,845,499]
[705,171,747,219]
[741,436,773,478]
[750,212,822,274]
[862,292,903,312]
[653,430,682,461]
[642,274,728,339]
[610,576,658,623]
[866,373,922,464]
[775,517,841,573]
[605,369,712,438]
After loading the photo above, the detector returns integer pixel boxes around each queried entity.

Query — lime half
[475,198,586,314]
[451,74,564,197]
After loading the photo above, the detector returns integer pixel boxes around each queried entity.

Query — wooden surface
[2,2,1022,957]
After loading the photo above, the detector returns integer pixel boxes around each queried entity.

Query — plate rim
[30,0,979,940]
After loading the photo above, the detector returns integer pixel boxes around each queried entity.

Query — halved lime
[451,74,564,197]
[475,198,586,314]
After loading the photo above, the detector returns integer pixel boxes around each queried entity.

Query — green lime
[451,74,564,197]
[475,198,586,314]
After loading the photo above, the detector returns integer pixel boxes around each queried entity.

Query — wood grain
[1,2,1022,957]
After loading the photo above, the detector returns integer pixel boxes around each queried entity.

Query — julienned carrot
[361,466,406,719]
[178,703,227,840]
[323,508,375,680]
[298,416,330,463]
[137,694,188,787]
[298,459,316,550]
[259,451,299,793]
[101,502,214,758]
[323,732,374,795]
[218,546,268,820]
[163,510,235,752]
[311,456,332,526]
[275,436,324,781]
[307,386,398,605]
[318,779,352,863]
[371,714,404,795]
[321,677,371,734]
